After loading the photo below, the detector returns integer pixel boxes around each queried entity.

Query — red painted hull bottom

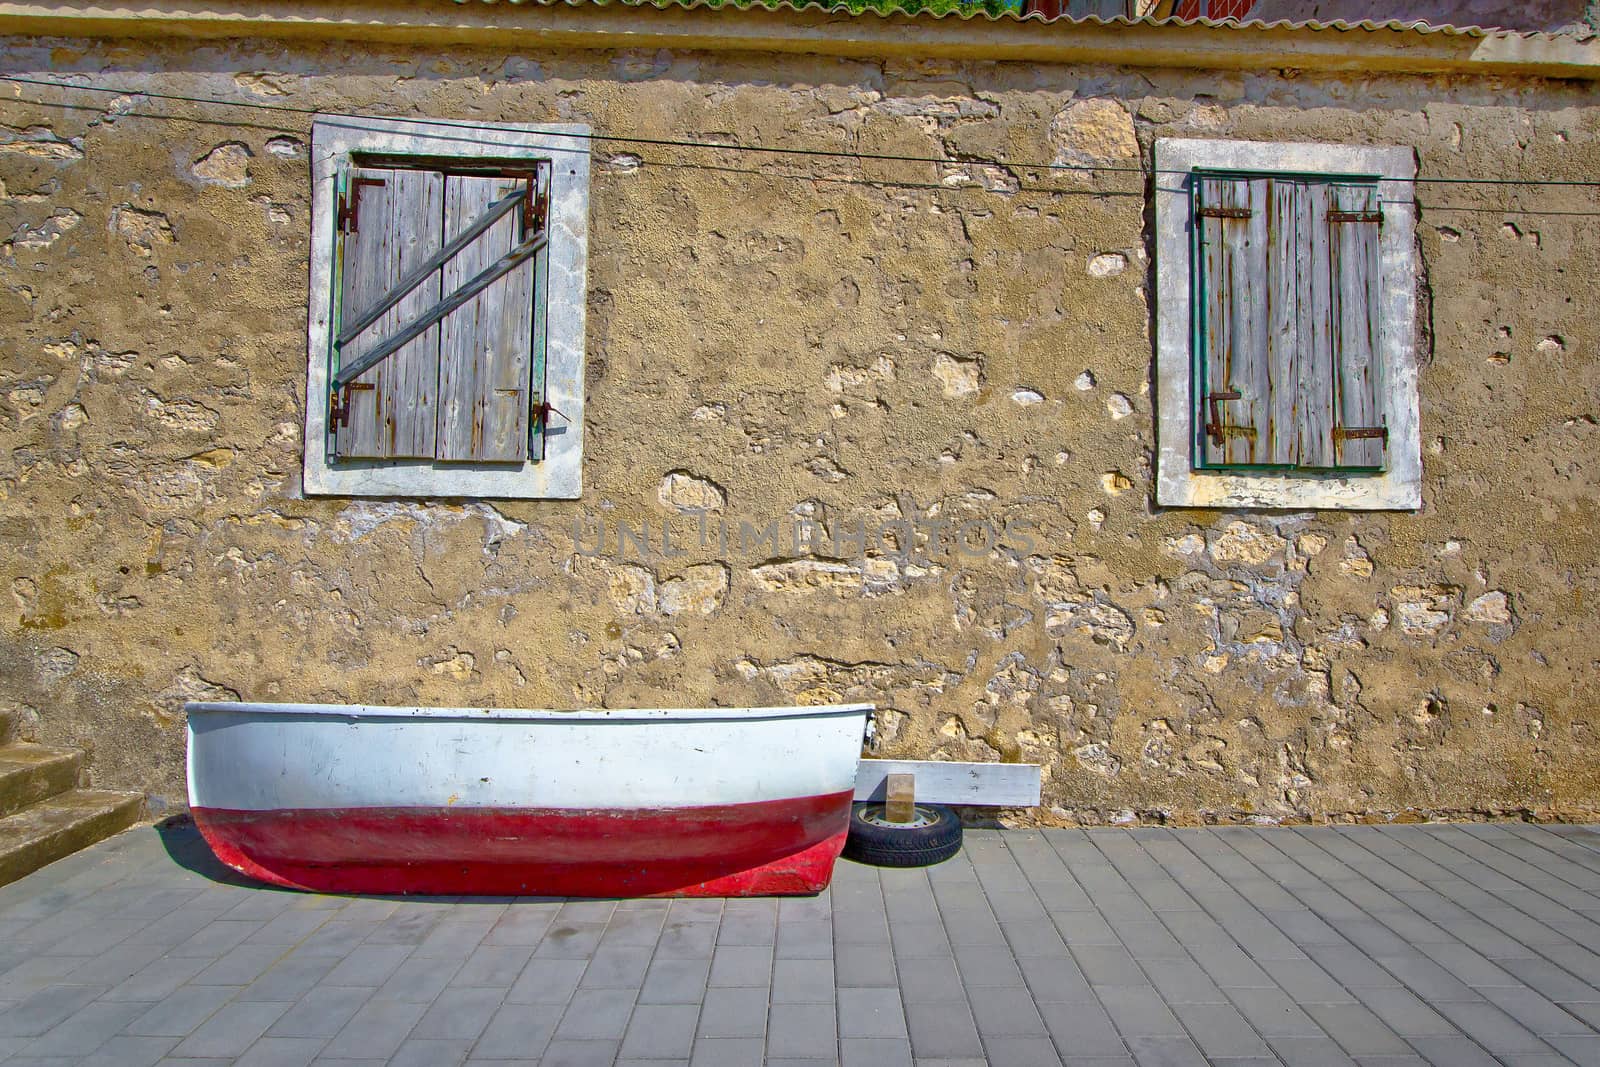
[191,791,854,897]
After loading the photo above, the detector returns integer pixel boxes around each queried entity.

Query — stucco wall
[1,34,1596,824]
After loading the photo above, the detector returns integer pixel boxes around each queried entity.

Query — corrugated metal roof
[453,0,1592,39]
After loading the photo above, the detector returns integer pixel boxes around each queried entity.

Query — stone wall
[0,34,1596,823]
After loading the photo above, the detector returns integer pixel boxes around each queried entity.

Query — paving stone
[688,1037,766,1067]
[506,956,589,1004]
[840,1037,912,1067]
[1097,985,1186,1038]
[232,1036,328,1067]
[372,955,462,1004]
[18,998,149,1056]
[1302,1003,1413,1057]
[774,958,837,1004]
[985,1036,1066,1066]
[778,919,835,960]
[903,1000,982,1059]
[837,986,907,1039]
[0,982,109,1037]
[411,986,504,1040]
[170,999,292,1059]
[74,1034,180,1067]
[709,944,774,988]
[470,1002,563,1059]
[386,1038,471,1067]
[540,1039,622,1066]
[554,987,638,1041]
[453,944,536,987]
[267,986,373,1038]
[1172,1003,1272,1059]
[767,1001,837,1058]
[968,985,1048,1036]
[638,956,713,1005]
[316,998,428,1060]
[834,943,897,988]
[697,986,769,1039]
[1119,1034,1209,1065]
[621,1003,699,1059]
[1261,1034,1360,1066]
[951,944,1025,987]
[656,920,719,959]
[124,983,239,1037]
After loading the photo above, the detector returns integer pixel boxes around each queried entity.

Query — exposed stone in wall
[191,143,252,188]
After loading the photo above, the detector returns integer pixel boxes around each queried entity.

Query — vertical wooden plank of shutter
[437,175,534,463]
[1197,176,1270,467]
[337,167,444,460]
[1262,178,1298,466]
[1328,183,1385,469]
[1296,180,1337,468]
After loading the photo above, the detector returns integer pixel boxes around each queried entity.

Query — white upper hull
[187,702,872,813]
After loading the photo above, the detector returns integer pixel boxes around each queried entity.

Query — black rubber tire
[841,802,963,867]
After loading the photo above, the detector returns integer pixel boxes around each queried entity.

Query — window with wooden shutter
[329,161,549,466]
[1192,169,1386,473]
[1154,139,1418,512]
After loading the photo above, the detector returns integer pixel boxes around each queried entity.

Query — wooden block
[885,772,916,824]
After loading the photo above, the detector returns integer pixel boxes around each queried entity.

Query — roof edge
[1,0,1596,79]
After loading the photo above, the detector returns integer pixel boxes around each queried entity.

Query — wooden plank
[1295,180,1338,468]
[853,760,1041,807]
[1327,182,1385,469]
[1197,175,1272,467]
[1263,177,1298,466]
[437,174,536,464]
[337,166,444,460]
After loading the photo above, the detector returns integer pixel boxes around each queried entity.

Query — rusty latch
[1197,207,1252,219]
[1328,211,1382,225]
[1205,390,1243,447]
[1334,425,1389,446]
[535,399,567,431]
[329,382,373,428]
[338,177,387,234]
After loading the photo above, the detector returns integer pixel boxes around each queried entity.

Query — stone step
[0,706,14,744]
[0,744,83,818]
[0,790,144,889]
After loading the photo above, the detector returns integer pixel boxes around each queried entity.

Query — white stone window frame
[302,115,590,500]
[1154,138,1421,511]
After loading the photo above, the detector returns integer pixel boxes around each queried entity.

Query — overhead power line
[2,74,1598,192]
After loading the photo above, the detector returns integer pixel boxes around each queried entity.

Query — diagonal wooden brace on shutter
[334,205,548,391]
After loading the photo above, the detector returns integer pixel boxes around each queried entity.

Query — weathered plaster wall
[0,35,1596,824]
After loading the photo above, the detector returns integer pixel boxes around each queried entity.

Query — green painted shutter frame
[334,166,446,460]
[1193,171,1386,473]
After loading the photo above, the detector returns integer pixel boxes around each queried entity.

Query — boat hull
[186,702,870,897]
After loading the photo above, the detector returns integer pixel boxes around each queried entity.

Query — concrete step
[0,743,83,818]
[0,790,144,888]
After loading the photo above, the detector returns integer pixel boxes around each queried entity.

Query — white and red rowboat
[185,701,873,897]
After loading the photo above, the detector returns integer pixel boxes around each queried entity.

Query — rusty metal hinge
[1197,207,1252,219]
[1204,390,1243,447]
[337,177,387,234]
[1328,211,1383,225]
[1334,425,1389,446]
[525,185,549,238]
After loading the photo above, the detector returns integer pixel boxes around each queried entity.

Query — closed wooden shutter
[1194,171,1386,472]
[331,164,544,466]
[335,166,445,460]
[437,174,536,464]
[1324,182,1385,470]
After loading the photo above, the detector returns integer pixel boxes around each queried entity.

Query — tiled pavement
[4,823,1600,1065]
